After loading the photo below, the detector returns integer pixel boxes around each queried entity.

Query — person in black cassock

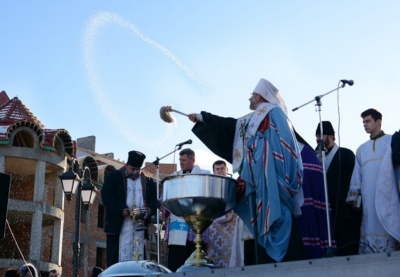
[101,150,157,267]
[315,121,361,256]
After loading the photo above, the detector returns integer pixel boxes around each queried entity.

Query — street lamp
[81,168,98,210]
[58,162,81,202]
[58,158,98,277]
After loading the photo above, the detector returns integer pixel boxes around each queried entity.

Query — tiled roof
[0,91,74,156]
[0,90,9,105]
[43,129,74,156]
[0,120,43,143]
[0,93,44,128]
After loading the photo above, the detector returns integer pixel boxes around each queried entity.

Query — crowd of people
[13,78,398,275]
[3,264,58,277]
[99,78,400,272]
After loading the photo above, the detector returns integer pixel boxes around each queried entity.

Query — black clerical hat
[315,121,335,136]
[127,151,146,168]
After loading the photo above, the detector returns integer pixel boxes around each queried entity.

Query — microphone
[340,79,354,86]
[176,139,192,148]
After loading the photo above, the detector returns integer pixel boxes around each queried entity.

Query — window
[79,243,84,267]
[12,130,34,147]
[80,205,86,224]
[95,247,106,267]
[97,203,105,228]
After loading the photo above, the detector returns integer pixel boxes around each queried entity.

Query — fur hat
[315,121,335,136]
[127,151,146,168]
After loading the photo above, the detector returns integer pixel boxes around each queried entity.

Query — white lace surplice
[119,178,145,261]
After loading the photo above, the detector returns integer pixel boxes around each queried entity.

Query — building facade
[0,91,174,276]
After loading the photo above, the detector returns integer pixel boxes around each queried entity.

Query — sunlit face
[362,115,381,136]
[179,154,195,172]
[213,163,227,176]
[249,93,261,110]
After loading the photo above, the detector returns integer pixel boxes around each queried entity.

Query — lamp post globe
[58,165,81,202]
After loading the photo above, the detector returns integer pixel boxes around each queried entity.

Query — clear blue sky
[1,1,399,173]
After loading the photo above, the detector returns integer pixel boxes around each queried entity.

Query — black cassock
[325,147,362,256]
[191,111,237,163]
[101,168,157,267]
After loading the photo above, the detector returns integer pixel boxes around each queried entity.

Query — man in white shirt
[346,108,400,254]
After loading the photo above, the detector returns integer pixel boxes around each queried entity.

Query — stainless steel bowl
[98,260,172,276]
[162,174,238,220]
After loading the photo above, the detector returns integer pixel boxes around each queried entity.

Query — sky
[1,1,400,175]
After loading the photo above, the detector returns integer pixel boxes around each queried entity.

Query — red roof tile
[0,95,44,128]
[0,91,74,156]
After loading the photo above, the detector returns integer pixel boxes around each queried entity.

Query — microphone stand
[133,143,187,264]
[292,82,348,257]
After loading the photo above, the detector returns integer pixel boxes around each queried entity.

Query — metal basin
[162,174,238,220]
[98,260,172,276]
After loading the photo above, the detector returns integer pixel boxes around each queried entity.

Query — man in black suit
[101,150,157,267]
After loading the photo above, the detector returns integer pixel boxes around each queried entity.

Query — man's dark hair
[361,108,382,121]
[179,148,195,158]
[212,160,226,170]
[5,268,21,277]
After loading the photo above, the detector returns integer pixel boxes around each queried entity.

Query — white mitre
[253,78,288,115]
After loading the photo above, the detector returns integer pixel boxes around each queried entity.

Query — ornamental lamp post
[58,158,97,277]
[58,163,80,202]
[81,168,98,211]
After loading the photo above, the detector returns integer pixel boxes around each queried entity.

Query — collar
[326,145,334,154]
[232,102,277,173]
[370,130,385,140]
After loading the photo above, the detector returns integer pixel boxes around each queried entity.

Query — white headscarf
[253,78,288,115]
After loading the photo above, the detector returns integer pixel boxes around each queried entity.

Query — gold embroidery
[257,107,266,115]
[233,148,242,162]
[239,119,247,138]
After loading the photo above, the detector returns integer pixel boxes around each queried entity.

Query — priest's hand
[188,113,202,123]
[122,208,130,217]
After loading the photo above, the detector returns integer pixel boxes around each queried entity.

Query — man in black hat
[315,121,361,256]
[101,150,157,267]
